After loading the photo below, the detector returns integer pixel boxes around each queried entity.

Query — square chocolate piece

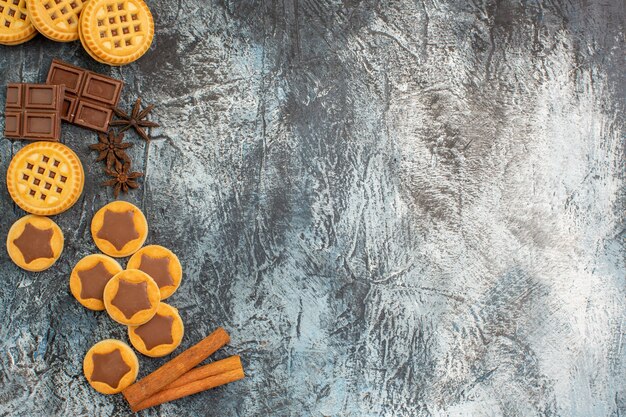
[46,59,123,132]
[4,84,64,141]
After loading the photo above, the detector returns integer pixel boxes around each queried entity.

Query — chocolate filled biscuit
[91,201,148,257]
[7,215,63,272]
[127,245,182,299]
[103,269,160,326]
[83,339,138,394]
[128,302,184,357]
[70,254,123,311]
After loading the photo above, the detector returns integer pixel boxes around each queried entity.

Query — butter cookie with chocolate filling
[128,302,184,357]
[127,245,182,300]
[91,201,148,257]
[7,215,63,271]
[83,339,138,394]
[103,269,160,326]
[70,254,123,310]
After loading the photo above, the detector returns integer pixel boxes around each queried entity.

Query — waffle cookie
[70,254,123,311]
[0,0,37,45]
[128,302,184,357]
[6,142,84,216]
[79,0,154,66]
[27,0,87,42]
[127,245,182,300]
[103,269,160,326]
[83,339,138,394]
[7,215,63,271]
[91,201,148,257]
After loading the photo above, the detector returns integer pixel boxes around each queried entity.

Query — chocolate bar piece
[5,84,65,141]
[46,59,123,133]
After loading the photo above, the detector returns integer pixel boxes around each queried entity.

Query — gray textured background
[0,0,624,416]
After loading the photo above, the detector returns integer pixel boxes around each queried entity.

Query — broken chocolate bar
[46,59,123,133]
[4,84,65,141]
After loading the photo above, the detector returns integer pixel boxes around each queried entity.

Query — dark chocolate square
[5,111,22,136]
[6,84,22,108]
[25,85,58,110]
[23,112,57,139]
[47,61,85,95]
[81,73,122,105]
[61,96,78,121]
[4,84,63,141]
[75,101,113,131]
[46,59,123,132]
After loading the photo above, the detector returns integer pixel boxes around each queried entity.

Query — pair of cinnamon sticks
[123,327,244,412]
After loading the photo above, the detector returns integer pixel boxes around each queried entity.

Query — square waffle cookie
[0,0,37,45]
[79,0,154,65]
[6,142,85,216]
[27,0,88,42]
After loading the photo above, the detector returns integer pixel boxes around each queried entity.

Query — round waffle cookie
[7,142,84,216]
[27,0,88,42]
[0,0,37,45]
[79,0,154,66]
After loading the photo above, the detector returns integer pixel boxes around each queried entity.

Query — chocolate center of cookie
[111,280,151,319]
[138,255,174,288]
[13,223,54,264]
[78,261,115,300]
[90,349,130,389]
[96,209,139,250]
[135,313,174,350]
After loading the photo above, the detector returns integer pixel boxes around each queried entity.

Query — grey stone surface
[0,0,624,416]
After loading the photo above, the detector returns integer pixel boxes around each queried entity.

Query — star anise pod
[110,97,159,142]
[103,160,143,198]
[89,130,132,168]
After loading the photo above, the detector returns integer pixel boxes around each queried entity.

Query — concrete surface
[0,0,624,416]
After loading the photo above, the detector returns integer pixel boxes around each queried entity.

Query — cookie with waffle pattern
[79,0,154,65]
[27,0,88,42]
[6,142,85,216]
[0,0,36,45]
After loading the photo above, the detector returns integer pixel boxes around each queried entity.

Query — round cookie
[103,269,160,326]
[7,215,63,272]
[27,0,88,42]
[70,254,123,311]
[0,0,37,46]
[128,302,184,357]
[77,16,108,64]
[127,245,182,299]
[91,201,148,257]
[83,339,138,394]
[78,0,154,66]
[6,142,85,216]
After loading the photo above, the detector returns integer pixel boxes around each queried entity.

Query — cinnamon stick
[132,362,245,411]
[122,327,230,408]
[163,355,242,390]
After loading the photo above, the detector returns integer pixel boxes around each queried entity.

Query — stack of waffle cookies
[0,0,153,66]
